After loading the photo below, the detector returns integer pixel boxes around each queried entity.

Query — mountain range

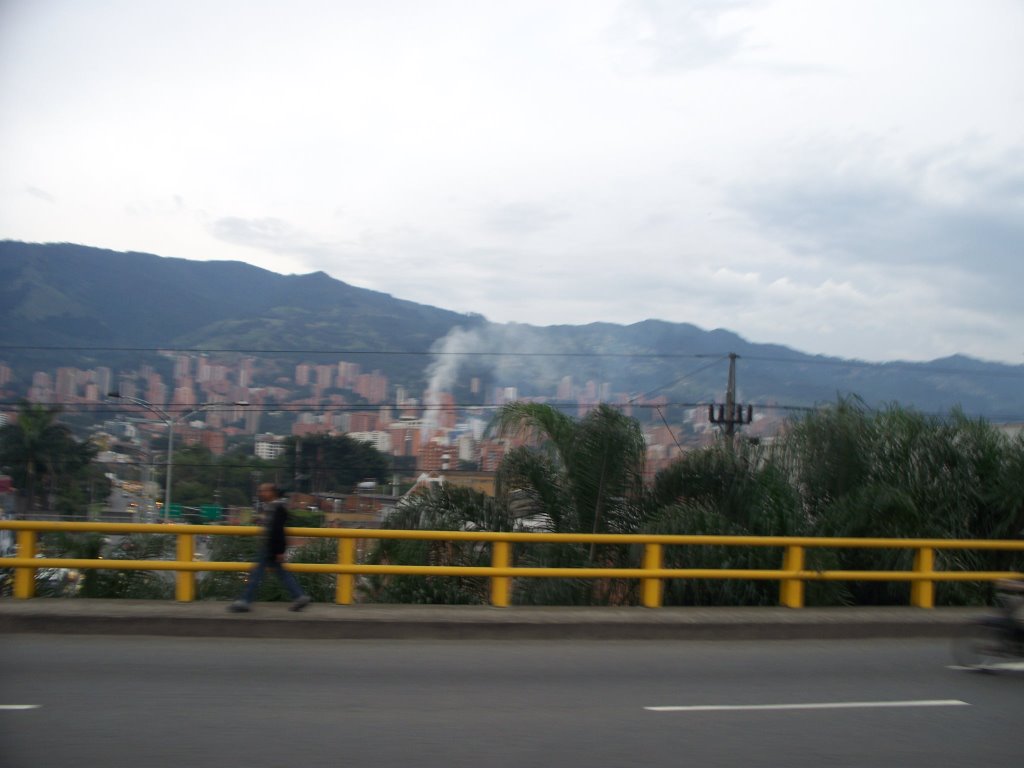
[2,240,1022,422]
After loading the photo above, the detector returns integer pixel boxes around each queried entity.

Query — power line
[2,400,821,414]
[10,400,1024,420]
[0,344,713,359]
[628,356,729,404]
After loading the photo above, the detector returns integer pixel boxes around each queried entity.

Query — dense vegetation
[3,397,1022,606]
[0,429,391,519]
[0,401,109,515]
[365,397,1024,607]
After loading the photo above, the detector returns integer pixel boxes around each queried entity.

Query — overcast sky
[1,0,1022,365]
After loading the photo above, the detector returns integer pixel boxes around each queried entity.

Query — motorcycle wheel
[952,623,1010,670]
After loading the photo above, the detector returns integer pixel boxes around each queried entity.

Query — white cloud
[25,186,55,204]
[1,0,1022,364]
[608,0,757,73]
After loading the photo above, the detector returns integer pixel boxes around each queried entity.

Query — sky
[1,0,1022,365]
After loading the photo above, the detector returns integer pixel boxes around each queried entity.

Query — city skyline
[1,350,764,481]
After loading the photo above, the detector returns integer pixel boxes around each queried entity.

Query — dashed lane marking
[948,661,1024,672]
[645,700,969,713]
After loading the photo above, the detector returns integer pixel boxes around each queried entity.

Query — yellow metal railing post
[642,543,663,608]
[336,537,355,605]
[911,546,935,608]
[490,541,511,607]
[13,529,37,599]
[175,533,195,602]
[779,545,805,608]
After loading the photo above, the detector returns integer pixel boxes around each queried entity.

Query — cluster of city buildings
[0,352,785,487]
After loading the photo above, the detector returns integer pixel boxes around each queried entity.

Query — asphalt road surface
[1,635,1019,768]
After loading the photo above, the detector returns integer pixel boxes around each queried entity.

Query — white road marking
[949,661,1024,672]
[645,700,969,713]
[0,705,41,711]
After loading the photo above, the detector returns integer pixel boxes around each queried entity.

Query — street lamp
[108,393,249,522]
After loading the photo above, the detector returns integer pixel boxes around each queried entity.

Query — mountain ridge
[1,240,1022,420]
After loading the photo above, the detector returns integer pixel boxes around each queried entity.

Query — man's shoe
[290,595,312,612]
[228,600,251,613]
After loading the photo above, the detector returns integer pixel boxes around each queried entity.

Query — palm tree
[364,403,649,606]
[0,401,77,512]
[491,402,647,539]
[491,402,648,604]
[641,438,826,606]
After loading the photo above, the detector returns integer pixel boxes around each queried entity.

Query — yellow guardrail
[1,520,1022,608]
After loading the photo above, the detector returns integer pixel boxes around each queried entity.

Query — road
[0,635,1018,768]
[107,487,158,523]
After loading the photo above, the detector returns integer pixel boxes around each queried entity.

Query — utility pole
[709,353,753,437]
[108,393,248,521]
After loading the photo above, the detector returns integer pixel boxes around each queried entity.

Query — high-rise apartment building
[146,379,168,407]
[172,384,197,408]
[355,371,388,404]
[174,355,191,381]
[419,441,454,472]
[29,372,53,403]
[255,433,286,460]
[56,368,78,401]
[349,431,392,454]
[94,367,112,397]
[348,411,378,432]
[495,387,518,405]
[196,356,211,383]
[238,358,255,388]
[117,376,137,400]
[315,365,335,391]
[337,361,360,388]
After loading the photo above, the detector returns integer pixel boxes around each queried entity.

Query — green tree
[492,403,647,538]
[166,444,217,506]
[155,444,286,516]
[40,532,175,599]
[491,402,648,605]
[647,438,800,533]
[641,439,832,606]
[217,445,285,504]
[286,433,390,493]
[0,400,103,514]
[778,398,1024,605]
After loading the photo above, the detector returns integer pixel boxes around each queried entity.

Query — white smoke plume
[420,324,556,441]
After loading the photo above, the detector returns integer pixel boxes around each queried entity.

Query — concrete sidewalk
[0,599,986,640]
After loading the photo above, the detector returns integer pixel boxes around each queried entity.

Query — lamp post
[108,393,248,522]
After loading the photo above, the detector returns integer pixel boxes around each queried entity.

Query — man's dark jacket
[264,498,289,557]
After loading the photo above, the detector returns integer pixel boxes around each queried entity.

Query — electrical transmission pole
[709,352,753,437]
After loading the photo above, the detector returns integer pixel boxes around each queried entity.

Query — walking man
[229,482,311,612]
